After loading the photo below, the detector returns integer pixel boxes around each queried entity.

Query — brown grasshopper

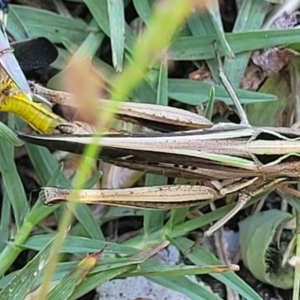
[18,43,300,237]
[17,82,300,237]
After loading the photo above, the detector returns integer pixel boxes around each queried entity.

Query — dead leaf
[252,48,298,76]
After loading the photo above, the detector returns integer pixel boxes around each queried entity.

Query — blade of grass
[0,238,55,300]
[0,118,28,227]
[170,28,300,60]
[111,0,196,102]
[0,164,62,276]
[206,0,233,58]
[168,78,277,105]
[246,71,290,126]
[22,234,137,254]
[0,191,10,252]
[0,120,23,146]
[224,0,270,87]
[83,0,135,52]
[47,251,101,300]
[173,237,263,300]
[8,5,89,42]
[148,274,223,300]
[70,265,136,300]
[187,8,220,82]
[70,19,105,60]
[0,256,144,289]
[127,259,238,277]
[49,20,105,90]
[157,59,168,106]
[143,174,167,235]
[107,0,125,71]
[132,0,152,24]
[24,143,69,187]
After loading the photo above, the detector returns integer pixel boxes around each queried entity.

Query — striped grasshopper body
[18,119,300,235]
[18,124,300,179]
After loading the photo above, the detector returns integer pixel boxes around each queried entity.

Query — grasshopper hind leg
[204,178,287,238]
[204,192,251,238]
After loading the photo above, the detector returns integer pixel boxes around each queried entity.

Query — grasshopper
[17,86,300,237]
[18,43,300,237]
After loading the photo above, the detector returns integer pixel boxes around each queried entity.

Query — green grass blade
[0,238,54,300]
[247,71,290,126]
[206,0,233,57]
[70,266,135,300]
[224,0,270,87]
[170,28,300,61]
[143,174,167,235]
[168,78,277,105]
[47,252,100,300]
[187,9,219,81]
[156,60,168,106]
[74,205,104,240]
[0,165,65,277]
[148,275,222,300]
[0,191,11,252]
[129,259,236,277]
[107,0,125,71]
[8,5,89,42]
[22,234,137,254]
[133,0,152,24]
[0,121,23,146]
[174,237,263,300]
[83,0,134,51]
[0,134,28,227]
[70,19,105,60]
[205,87,216,120]
[24,143,70,187]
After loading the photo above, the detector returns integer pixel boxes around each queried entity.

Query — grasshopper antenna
[213,41,250,126]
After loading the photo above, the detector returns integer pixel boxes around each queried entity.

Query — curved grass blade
[46,250,102,300]
[173,237,263,300]
[0,120,27,227]
[107,0,125,71]
[0,120,23,146]
[8,5,89,43]
[0,237,54,299]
